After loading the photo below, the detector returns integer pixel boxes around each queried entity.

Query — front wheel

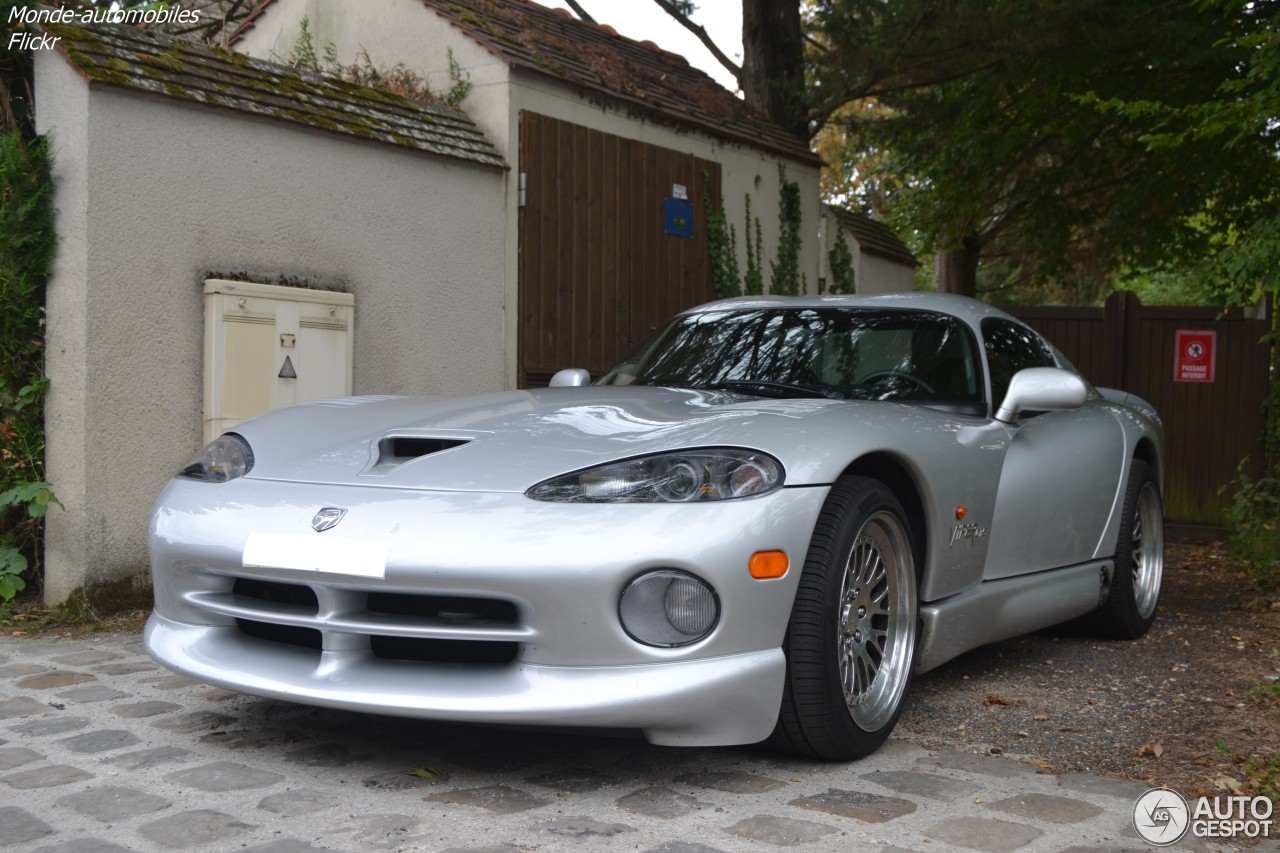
[1086,459,1164,639]
[769,476,918,760]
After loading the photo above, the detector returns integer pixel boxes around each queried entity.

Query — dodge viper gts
[145,292,1164,759]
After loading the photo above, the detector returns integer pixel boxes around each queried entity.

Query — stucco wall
[34,52,506,603]
[816,210,917,295]
[857,251,918,295]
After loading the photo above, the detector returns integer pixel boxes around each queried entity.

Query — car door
[979,318,1124,579]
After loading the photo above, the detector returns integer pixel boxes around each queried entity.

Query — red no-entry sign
[1174,330,1216,383]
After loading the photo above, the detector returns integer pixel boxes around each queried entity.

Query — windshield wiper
[698,380,830,399]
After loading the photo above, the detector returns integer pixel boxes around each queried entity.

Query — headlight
[177,434,254,482]
[526,449,783,503]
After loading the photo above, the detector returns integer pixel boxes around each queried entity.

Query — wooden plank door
[518,112,722,387]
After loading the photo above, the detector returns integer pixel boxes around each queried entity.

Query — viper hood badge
[311,507,347,533]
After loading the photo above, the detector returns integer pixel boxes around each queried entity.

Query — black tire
[768,475,918,760]
[1086,459,1164,639]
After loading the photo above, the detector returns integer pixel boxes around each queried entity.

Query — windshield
[598,307,984,405]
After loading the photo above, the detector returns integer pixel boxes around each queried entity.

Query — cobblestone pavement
[0,630,1238,852]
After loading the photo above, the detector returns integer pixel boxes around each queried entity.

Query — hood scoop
[363,436,471,476]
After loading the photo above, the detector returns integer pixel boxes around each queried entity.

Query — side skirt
[915,560,1111,674]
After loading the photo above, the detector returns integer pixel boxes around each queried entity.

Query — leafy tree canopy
[808,0,1275,301]
[660,0,1278,304]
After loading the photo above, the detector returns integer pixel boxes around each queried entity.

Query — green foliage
[2,0,36,138]
[1226,464,1280,600]
[287,16,460,105]
[444,48,472,107]
[769,165,804,295]
[1225,383,1280,602]
[810,0,1274,300]
[1081,0,1280,311]
[1112,262,1220,306]
[743,193,764,296]
[707,169,807,298]
[704,193,741,299]
[0,131,57,602]
[287,16,321,72]
[826,223,856,294]
[0,479,62,601]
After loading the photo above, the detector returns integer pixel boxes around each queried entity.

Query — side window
[981,318,1056,407]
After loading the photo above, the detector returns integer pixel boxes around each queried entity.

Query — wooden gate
[518,112,722,387]
[1007,292,1272,528]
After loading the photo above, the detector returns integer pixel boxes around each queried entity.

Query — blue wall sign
[664,197,694,239]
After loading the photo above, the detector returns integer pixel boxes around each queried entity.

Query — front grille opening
[237,618,322,650]
[370,635,516,664]
[367,592,518,625]
[233,578,318,611]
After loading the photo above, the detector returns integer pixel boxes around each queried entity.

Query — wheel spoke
[835,511,917,731]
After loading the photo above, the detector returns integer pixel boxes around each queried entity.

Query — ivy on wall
[0,131,59,602]
[743,193,765,296]
[705,192,742,299]
[826,221,856,294]
[769,165,804,296]
[703,167,805,299]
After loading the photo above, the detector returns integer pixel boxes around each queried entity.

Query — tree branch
[650,0,742,88]
[563,0,596,24]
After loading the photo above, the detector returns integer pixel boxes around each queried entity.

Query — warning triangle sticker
[278,356,297,379]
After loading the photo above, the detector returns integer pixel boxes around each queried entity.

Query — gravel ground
[896,540,1280,801]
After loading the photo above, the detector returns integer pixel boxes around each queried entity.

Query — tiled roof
[424,0,818,163]
[45,21,506,169]
[827,206,918,268]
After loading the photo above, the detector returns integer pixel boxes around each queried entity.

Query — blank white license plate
[242,533,387,579]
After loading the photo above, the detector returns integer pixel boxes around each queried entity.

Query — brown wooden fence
[1006,292,1273,528]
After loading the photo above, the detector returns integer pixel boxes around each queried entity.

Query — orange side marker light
[956,505,968,520]
[749,550,789,579]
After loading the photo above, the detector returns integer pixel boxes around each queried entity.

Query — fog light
[618,570,719,647]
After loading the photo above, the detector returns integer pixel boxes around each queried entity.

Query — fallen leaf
[405,766,450,781]
[974,797,985,803]
[1214,776,1245,795]
[983,695,1023,707]
[1137,742,1164,759]
[1033,714,1049,721]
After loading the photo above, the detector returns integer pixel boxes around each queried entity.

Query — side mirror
[995,367,1087,424]
[549,368,591,388]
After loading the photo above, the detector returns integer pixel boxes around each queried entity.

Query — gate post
[1103,290,1142,390]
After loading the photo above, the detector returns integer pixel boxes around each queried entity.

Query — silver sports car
[145,292,1164,760]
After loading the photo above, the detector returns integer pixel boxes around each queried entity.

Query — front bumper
[146,614,785,745]
[146,477,828,745]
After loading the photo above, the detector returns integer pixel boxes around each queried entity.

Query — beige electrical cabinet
[203,279,355,442]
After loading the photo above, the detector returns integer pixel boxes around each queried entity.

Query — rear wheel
[769,476,918,760]
[1087,459,1164,639]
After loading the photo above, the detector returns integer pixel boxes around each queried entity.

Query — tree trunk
[933,237,982,297]
[742,0,807,140]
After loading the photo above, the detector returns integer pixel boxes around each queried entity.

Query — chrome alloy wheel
[1131,481,1164,620]
[837,511,917,732]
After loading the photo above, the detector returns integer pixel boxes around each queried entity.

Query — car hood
[233,387,855,492]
